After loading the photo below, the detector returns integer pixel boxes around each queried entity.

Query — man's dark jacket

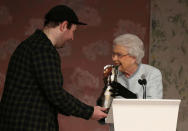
[0,30,93,131]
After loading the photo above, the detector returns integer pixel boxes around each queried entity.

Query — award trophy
[97,65,118,124]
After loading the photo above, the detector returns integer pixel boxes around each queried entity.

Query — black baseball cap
[45,5,87,25]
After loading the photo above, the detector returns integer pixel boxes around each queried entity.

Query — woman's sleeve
[146,69,163,99]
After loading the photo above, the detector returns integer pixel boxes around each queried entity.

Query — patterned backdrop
[0,0,152,131]
[150,0,188,131]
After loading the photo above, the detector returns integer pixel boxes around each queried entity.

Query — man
[0,5,107,131]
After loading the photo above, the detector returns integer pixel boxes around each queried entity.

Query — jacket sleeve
[146,69,163,99]
[32,46,93,120]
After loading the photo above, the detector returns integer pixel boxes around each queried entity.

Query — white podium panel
[106,99,181,131]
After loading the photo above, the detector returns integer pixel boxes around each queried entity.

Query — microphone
[138,74,147,85]
[114,66,119,82]
[138,74,147,99]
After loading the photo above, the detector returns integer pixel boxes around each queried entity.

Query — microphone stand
[138,79,147,99]
[143,79,147,99]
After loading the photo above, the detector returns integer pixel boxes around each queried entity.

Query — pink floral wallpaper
[0,0,150,131]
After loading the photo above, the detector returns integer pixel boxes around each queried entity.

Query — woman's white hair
[113,33,145,64]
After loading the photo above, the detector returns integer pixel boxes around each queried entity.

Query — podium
[106,99,181,131]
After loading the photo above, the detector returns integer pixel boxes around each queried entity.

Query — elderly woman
[97,33,163,131]
[109,33,163,99]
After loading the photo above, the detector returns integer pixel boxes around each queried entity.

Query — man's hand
[90,106,107,120]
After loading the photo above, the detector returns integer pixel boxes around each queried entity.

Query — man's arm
[32,47,106,119]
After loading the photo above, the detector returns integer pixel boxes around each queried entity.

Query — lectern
[106,99,181,131]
